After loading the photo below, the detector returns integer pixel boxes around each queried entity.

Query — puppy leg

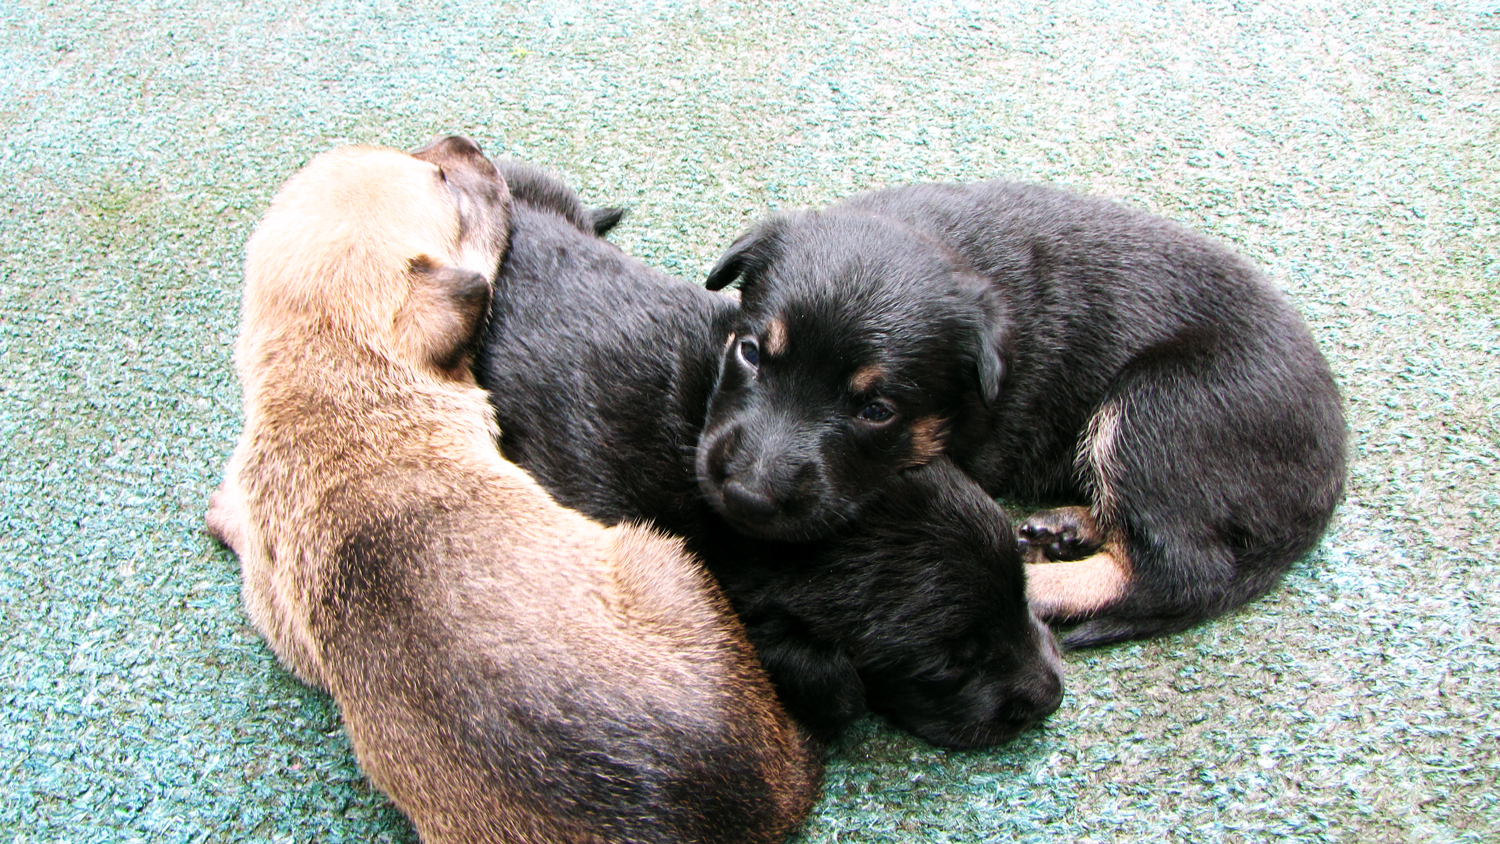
[205,482,246,556]
[1025,549,1131,622]
[1019,393,1136,621]
[1044,349,1342,648]
[1021,506,1134,621]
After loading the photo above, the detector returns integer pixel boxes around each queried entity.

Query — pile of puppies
[209,136,1345,842]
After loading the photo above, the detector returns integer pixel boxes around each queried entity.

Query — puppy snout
[1018,664,1064,723]
[1023,612,1066,721]
[723,478,780,520]
[968,661,1062,747]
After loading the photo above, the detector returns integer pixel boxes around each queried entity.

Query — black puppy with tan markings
[206,138,818,844]
[701,181,1347,648]
[476,163,1062,748]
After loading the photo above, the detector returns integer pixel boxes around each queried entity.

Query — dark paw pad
[1017,506,1104,563]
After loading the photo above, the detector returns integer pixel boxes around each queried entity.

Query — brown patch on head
[763,317,788,357]
[1025,542,1132,622]
[905,415,949,467]
[409,135,511,290]
[849,364,884,394]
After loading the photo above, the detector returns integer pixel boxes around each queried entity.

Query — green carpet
[2,0,1496,840]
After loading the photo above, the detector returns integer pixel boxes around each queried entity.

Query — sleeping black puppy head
[712,456,1063,749]
[799,457,1063,748]
[699,209,1005,540]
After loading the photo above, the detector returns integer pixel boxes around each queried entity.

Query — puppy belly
[1025,549,1131,621]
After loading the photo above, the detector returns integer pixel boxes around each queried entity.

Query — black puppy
[701,181,1348,648]
[475,163,1063,747]
[697,457,1063,746]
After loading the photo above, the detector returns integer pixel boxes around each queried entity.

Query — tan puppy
[207,137,819,844]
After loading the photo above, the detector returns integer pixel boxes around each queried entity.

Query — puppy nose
[1023,670,1065,721]
[722,479,780,520]
[1022,614,1066,721]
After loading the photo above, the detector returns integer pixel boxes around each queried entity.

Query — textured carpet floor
[2,0,1496,841]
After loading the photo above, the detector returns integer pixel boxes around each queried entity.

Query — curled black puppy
[701,182,1348,648]
[698,457,1063,746]
[475,163,1063,748]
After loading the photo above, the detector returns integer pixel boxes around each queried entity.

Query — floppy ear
[393,256,493,373]
[705,217,784,292]
[975,324,1004,405]
[965,278,1008,406]
[591,206,626,237]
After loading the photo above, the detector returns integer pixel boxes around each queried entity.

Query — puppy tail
[591,206,626,236]
[1058,614,1203,650]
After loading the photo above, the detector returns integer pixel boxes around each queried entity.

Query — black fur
[475,165,1064,748]
[696,457,1063,746]
[700,181,1348,648]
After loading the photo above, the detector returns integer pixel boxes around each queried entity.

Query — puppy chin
[698,478,854,542]
[721,510,839,543]
[888,674,1064,750]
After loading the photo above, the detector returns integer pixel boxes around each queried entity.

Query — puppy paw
[1018,506,1104,563]
[205,486,245,556]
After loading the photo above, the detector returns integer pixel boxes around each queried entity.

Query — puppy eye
[435,166,447,183]
[738,337,760,368]
[857,401,896,423]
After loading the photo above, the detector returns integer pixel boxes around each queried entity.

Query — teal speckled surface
[2,1,1496,841]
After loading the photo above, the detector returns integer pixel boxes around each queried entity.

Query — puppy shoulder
[603,522,731,626]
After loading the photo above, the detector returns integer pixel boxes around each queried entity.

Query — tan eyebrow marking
[763,318,788,356]
[850,364,884,394]
[904,415,949,467]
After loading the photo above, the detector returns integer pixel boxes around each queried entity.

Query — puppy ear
[975,325,1004,405]
[965,278,1008,405]
[394,256,493,373]
[705,217,784,292]
[591,206,626,236]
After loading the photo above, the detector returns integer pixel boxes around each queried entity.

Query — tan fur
[1023,506,1132,619]
[1025,550,1132,620]
[1023,401,1133,619]
[849,364,883,394]
[1075,399,1126,527]
[905,414,949,467]
[208,144,817,843]
[763,317,788,356]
